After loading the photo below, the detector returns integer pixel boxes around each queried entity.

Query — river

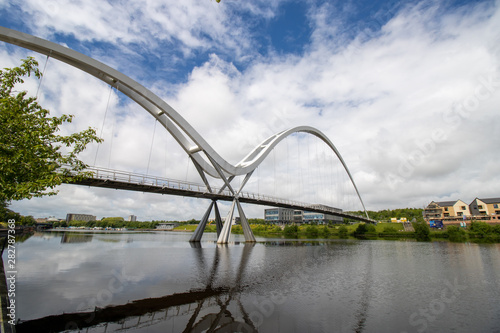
[6,231,500,332]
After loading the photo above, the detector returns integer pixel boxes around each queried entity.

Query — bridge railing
[81,166,316,206]
[82,166,211,192]
[74,166,373,222]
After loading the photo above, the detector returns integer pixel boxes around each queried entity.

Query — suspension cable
[185,155,191,182]
[146,119,158,176]
[36,51,51,99]
[164,125,168,178]
[273,148,276,197]
[93,84,114,166]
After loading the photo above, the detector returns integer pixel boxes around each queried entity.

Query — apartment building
[424,197,500,224]
[469,198,500,216]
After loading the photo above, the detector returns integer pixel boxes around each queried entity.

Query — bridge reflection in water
[16,243,258,333]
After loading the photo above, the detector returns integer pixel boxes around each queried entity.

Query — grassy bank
[174,221,500,243]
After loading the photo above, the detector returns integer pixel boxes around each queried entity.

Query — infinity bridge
[0,27,375,244]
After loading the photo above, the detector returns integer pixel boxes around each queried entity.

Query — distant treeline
[0,201,36,225]
[54,220,160,229]
[346,208,425,222]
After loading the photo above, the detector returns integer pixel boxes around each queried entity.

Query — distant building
[424,197,500,225]
[128,215,137,222]
[156,223,176,230]
[47,216,60,223]
[303,205,343,224]
[293,210,304,223]
[423,201,444,220]
[66,213,96,223]
[469,198,500,216]
[265,205,343,224]
[265,208,295,224]
[424,200,471,220]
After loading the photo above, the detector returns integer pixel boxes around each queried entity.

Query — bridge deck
[69,167,376,224]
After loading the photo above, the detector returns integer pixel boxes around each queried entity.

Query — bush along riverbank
[230,221,500,243]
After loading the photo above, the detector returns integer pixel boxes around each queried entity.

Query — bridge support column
[213,201,223,237]
[217,200,235,244]
[236,200,256,243]
[217,199,256,244]
[190,201,214,242]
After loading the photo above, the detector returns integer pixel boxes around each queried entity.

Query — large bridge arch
[0,26,370,242]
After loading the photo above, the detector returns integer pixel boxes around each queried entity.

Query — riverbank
[173,221,500,243]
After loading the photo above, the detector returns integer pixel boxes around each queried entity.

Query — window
[494,204,499,208]
[461,206,466,210]
[444,207,449,211]
[478,205,483,209]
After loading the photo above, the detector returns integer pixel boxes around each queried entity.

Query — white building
[156,223,175,230]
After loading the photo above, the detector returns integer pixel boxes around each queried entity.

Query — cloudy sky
[1,0,499,221]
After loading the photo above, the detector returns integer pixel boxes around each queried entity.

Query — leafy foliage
[414,220,430,241]
[305,225,319,236]
[347,208,424,222]
[468,222,492,237]
[446,225,467,242]
[338,225,348,238]
[59,219,159,229]
[0,57,102,202]
[0,200,34,224]
[354,223,376,235]
[283,224,299,236]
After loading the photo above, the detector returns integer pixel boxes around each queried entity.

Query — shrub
[305,225,319,237]
[446,225,467,242]
[338,225,348,238]
[284,225,299,236]
[366,224,376,233]
[414,221,430,241]
[355,223,368,234]
[355,223,376,234]
[469,222,492,237]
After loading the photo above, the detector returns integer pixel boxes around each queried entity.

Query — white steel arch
[0,27,370,242]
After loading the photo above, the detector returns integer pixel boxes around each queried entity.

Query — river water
[7,231,500,332]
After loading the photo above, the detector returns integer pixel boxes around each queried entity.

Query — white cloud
[7,0,254,62]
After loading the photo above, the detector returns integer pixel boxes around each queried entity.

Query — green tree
[305,225,319,237]
[354,223,376,236]
[338,225,348,238]
[0,57,102,202]
[468,222,492,238]
[20,215,36,226]
[414,221,430,241]
[493,225,500,235]
[446,225,467,242]
[321,225,331,237]
[355,223,368,234]
[283,224,298,236]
